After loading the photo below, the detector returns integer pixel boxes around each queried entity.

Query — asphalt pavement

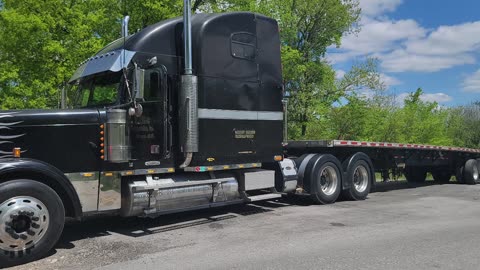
[9,181,480,270]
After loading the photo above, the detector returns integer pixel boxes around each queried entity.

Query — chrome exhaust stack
[179,0,199,168]
[122,16,130,37]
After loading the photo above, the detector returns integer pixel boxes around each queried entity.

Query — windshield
[71,72,122,108]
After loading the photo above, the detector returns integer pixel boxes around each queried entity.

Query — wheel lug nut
[31,217,39,222]
[5,222,12,227]
[27,212,34,217]
[27,229,35,236]
[19,234,28,240]
[31,223,40,229]
[10,233,19,239]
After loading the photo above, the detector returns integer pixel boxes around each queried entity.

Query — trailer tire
[342,159,372,201]
[307,155,342,204]
[477,159,480,183]
[431,169,452,184]
[404,167,427,183]
[463,159,479,185]
[0,180,65,268]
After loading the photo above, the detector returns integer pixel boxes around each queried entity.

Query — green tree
[239,0,361,138]
[448,102,480,148]
[0,0,119,109]
[395,88,451,145]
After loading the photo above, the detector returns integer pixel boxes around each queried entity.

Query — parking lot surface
[10,182,480,270]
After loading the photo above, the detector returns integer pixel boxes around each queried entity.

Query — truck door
[130,67,171,163]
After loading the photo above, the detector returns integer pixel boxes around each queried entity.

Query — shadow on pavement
[55,199,291,251]
[372,180,459,193]
[52,180,459,254]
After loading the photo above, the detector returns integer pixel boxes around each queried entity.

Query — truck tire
[431,169,452,184]
[342,159,372,201]
[456,165,465,184]
[404,166,427,183]
[307,155,342,204]
[0,180,65,267]
[463,159,479,185]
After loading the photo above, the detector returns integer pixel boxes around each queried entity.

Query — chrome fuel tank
[121,174,240,217]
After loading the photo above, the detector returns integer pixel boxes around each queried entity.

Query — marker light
[274,155,283,161]
[13,148,21,158]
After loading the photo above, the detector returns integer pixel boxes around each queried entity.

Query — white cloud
[462,69,480,93]
[394,92,453,105]
[335,69,346,79]
[380,73,402,87]
[359,0,403,16]
[329,2,480,74]
[406,21,480,56]
[421,93,453,103]
[334,18,425,58]
[381,49,476,73]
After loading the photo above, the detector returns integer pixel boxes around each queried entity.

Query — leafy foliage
[0,0,478,148]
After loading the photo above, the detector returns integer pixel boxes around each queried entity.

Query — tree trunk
[301,124,307,137]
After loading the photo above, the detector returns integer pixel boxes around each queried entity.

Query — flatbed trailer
[285,139,480,185]
[0,4,479,267]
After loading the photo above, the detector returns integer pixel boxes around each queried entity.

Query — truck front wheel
[0,180,65,267]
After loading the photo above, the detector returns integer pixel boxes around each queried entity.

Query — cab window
[73,72,121,108]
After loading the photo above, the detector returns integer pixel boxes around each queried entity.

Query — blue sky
[328,0,480,106]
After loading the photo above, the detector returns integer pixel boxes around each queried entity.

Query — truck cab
[68,12,284,172]
[0,12,288,266]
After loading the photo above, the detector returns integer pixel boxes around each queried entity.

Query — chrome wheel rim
[320,166,338,196]
[353,165,369,193]
[0,196,49,252]
[473,165,479,181]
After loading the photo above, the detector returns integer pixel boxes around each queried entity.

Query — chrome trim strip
[120,167,175,176]
[65,172,99,182]
[184,163,262,172]
[198,109,283,121]
[133,177,236,191]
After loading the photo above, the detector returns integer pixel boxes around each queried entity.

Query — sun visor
[69,50,136,83]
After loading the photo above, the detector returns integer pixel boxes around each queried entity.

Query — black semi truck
[1,3,480,266]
